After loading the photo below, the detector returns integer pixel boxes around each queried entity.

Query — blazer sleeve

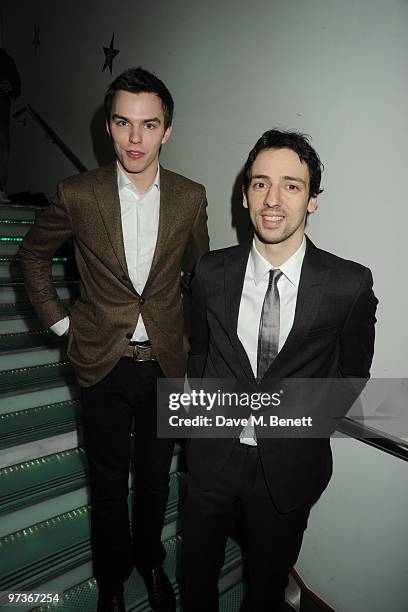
[187,257,209,380]
[18,182,74,329]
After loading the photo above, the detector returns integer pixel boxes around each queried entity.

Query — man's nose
[129,127,142,144]
[264,185,280,207]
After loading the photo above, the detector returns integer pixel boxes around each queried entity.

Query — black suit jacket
[186,237,377,512]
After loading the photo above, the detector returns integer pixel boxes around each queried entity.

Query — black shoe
[97,585,125,612]
[139,567,176,611]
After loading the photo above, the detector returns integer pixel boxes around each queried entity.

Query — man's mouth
[127,150,145,159]
[260,213,285,227]
[263,215,284,222]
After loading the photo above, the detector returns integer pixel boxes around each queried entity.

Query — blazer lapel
[144,166,175,290]
[263,236,330,378]
[93,163,129,278]
[224,240,255,382]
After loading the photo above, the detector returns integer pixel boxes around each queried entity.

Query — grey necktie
[240,269,282,445]
[257,269,282,380]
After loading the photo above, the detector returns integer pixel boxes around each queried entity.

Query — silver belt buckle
[133,344,152,362]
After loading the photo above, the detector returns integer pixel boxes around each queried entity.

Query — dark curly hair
[242,129,324,198]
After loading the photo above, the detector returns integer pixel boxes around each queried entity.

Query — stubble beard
[253,213,306,246]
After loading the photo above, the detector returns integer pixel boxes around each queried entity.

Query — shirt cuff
[50,316,70,336]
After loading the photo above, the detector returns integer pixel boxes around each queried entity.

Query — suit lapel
[93,163,129,278]
[144,166,175,290]
[263,236,330,378]
[224,241,255,382]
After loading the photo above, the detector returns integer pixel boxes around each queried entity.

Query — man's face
[243,147,317,248]
[107,90,172,182]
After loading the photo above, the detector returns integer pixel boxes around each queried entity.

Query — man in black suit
[181,129,377,611]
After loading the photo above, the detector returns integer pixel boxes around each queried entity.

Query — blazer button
[126,332,132,339]
[140,298,145,305]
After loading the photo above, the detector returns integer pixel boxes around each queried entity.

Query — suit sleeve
[19,182,74,329]
[187,258,209,380]
[339,267,378,378]
[325,267,378,429]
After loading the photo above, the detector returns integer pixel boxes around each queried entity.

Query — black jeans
[81,358,175,588]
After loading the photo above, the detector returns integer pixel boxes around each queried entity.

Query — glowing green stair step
[0,220,33,237]
[0,330,65,352]
[0,361,75,396]
[0,447,85,514]
[0,278,79,304]
[0,469,188,593]
[0,277,78,287]
[0,219,33,225]
[0,256,69,279]
[31,536,243,612]
[0,204,40,220]
[0,446,182,516]
[0,399,80,450]
[0,331,68,369]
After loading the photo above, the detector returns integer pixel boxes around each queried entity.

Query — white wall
[297,438,408,612]
[3,1,408,609]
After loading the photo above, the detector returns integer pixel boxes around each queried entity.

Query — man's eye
[287,184,298,191]
[253,182,266,189]
[144,123,155,129]
[117,120,128,127]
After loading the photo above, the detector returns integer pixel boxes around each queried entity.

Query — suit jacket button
[140,298,145,305]
[126,333,132,339]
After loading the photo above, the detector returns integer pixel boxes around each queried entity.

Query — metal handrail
[337,416,408,462]
[13,104,87,174]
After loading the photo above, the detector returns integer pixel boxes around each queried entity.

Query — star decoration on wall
[102,34,120,74]
[32,26,40,54]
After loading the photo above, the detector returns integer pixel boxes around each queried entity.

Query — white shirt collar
[116,162,160,195]
[250,235,306,288]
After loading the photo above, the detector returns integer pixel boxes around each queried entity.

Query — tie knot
[268,269,282,288]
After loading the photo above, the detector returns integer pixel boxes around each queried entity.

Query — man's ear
[242,187,249,209]
[106,121,111,137]
[161,125,173,145]
[307,195,318,215]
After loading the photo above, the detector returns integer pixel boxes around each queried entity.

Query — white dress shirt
[237,236,306,444]
[51,163,160,341]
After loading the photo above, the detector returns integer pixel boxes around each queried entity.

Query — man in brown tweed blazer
[19,67,209,612]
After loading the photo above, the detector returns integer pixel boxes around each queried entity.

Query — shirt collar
[250,236,306,288]
[116,162,160,195]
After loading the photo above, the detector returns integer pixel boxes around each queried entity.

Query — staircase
[0,196,244,611]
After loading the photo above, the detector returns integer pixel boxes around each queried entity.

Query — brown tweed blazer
[19,163,209,386]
